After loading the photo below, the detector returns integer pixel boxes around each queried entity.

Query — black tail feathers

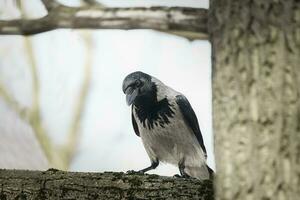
[206,165,214,180]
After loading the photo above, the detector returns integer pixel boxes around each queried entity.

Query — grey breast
[134,102,203,166]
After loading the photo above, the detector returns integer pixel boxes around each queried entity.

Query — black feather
[131,106,140,136]
[206,164,214,180]
[134,97,175,130]
[130,82,175,130]
[175,95,207,156]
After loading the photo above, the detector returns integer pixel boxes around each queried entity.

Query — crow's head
[122,71,155,106]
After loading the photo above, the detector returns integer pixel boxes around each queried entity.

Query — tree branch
[0,6,208,39]
[0,169,214,199]
[23,36,55,165]
[18,0,55,167]
[81,0,104,7]
[41,0,61,12]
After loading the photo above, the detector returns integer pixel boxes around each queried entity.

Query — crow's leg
[138,160,159,173]
[174,161,191,178]
[179,164,191,178]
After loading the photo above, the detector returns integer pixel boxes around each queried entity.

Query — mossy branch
[0,169,214,200]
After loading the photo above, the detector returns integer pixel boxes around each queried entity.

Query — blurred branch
[41,0,61,11]
[0,4,208,40]
[0,1,96,170]
[0,84,29,120]
[61,32,93,169]
[17,1,57,167]
[23,37,55,165]
[0,1,95,170]
[0,40,54,166]
[0,5,28,120]
[81,0,104,7]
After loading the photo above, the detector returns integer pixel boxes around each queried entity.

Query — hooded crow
[122,71,213,180]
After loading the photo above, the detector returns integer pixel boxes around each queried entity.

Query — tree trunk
[0,169,214,200]
[210,0,300,199]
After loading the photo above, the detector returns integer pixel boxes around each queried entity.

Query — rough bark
[210,0,300,200]
[0,3,208,39]
[0,169,214,200]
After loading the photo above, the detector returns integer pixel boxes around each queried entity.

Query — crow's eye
[135,80,142,87]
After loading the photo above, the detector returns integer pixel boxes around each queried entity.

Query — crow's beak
[124,86,138,106]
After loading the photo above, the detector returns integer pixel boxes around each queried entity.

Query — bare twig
[23,37,54,164]
[0,84,29,120]
[0,4,55,167]
[17,1,55,166]
[0,1,95,170]
[0,5,208,40]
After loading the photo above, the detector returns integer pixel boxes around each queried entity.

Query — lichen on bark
[0,169,214,200]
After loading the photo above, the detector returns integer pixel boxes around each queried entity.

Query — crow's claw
[173,174,181,178]
[173,174,191,179]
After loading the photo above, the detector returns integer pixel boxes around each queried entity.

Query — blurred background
[0,0,213,177]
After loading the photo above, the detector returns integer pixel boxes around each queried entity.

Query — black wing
[131,106,140,137]
[175,95,207,156]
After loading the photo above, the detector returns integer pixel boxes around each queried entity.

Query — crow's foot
[173,174,191,178]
